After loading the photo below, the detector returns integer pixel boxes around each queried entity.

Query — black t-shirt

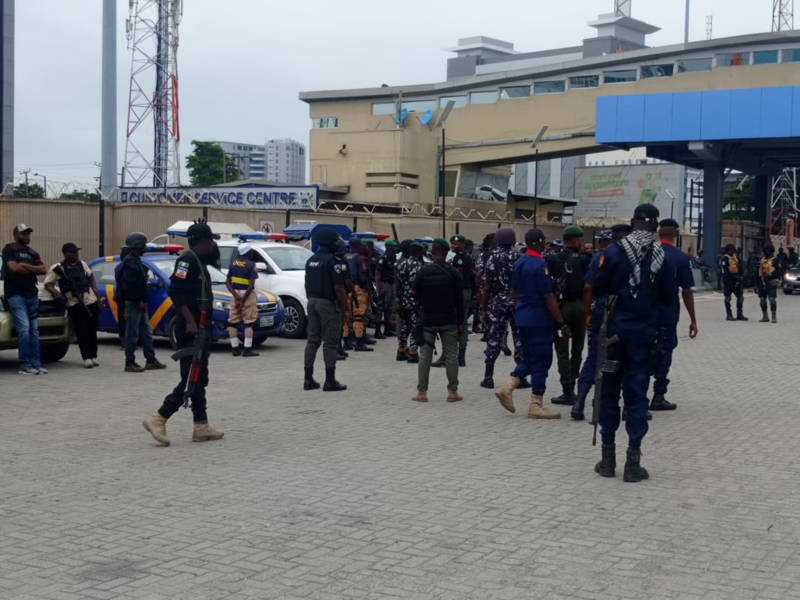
[412,262,463,327]
[1,243,42,298]
[169,251,211,321]
[449,251,475,291]
[547,248,589,302]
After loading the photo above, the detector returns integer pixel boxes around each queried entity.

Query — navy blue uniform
[591,238,674,448]
[653,242,694,396]
[510,250,555,395]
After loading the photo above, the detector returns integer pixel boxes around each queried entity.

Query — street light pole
[440,127,446,238]
[33,173,47,198]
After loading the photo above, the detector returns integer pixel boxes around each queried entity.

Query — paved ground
[2,291,800,600]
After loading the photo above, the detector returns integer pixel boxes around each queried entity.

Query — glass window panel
[401,100,438,113]
[782,48,800,63]
[603,69,637,84]
[676,58,712,72]
[500,86,531,100]
[312,117,340,129]
[470,91,499,105]
[754,50,779,64]
[569,75,599,89]
[372,102,396,116]
[533,80,566,95]
[439,96,467,109]
[717,52,749,67]
[641,64,674,78]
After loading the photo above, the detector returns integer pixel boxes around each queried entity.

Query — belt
[230,276,253,286]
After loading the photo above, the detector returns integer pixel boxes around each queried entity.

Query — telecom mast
[614,0,631,17]
[772,0,794,31]
[123,0,183,188]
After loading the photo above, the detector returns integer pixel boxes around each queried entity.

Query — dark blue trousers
[512,325,554,395]
[652,323,678,395]
[599,331,653,448]
[576,302,604,398]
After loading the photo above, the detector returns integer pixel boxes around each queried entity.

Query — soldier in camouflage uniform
[480,228,522,389]
[396,240,425,363]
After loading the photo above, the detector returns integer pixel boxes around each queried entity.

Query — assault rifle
[592,295,620,446]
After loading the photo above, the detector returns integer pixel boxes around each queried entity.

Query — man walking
[396,241,425,363]
[225,243,260,357]
[547,226,590,406]
[496,228,566,419]
[720,244,747,321]
[651,219,699,411]
[758,244,781,323]
[44,243,103,368]
[411,239,463,403]
[118,232,165,373]
[1,224,47,375]
[142,220,224,446]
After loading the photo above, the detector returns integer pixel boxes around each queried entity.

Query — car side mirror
[255,262,271,274]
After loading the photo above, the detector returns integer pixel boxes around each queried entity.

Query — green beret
[385,240,399,247]
[563,226,584,240]
[450,234,466,243]
[433,238,450,251]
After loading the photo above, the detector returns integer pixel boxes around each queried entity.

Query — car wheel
[281,298,307,339]
[168,317,179,350]
[41,341,70,364]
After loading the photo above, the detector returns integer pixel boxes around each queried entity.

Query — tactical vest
[57,261,90,296]
[556,249,586,302]
[728,255,740,275]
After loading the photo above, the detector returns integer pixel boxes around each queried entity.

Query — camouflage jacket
[396,256,424,310]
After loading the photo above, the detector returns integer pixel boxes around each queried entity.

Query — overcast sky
[15,0,769,192]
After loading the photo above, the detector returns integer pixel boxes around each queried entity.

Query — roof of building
[300,30,800,103]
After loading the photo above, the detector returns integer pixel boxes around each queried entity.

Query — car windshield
[150,259,228,284]
[262,246,312,271]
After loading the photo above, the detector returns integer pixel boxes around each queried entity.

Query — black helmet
[125,232,148,251]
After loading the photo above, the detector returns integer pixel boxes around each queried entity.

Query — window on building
[569,75,599,89]
[500,86,531,100]
[439,96,467,109]
[533,80,566,95]
[603,69,637,84]
[717,52,749,67]
[676,58,712,73]
[753,50,779,64]
[469,91,499,105]
[312,117,340,128]
[372,102,396,116]
[782,48,800,62]
[401,100,438,113]
[641,64,674,78]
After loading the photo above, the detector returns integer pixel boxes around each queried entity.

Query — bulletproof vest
[305,251,335,300]
[58,261,90,296]
[557,249,586,302]
[761,257,776,279]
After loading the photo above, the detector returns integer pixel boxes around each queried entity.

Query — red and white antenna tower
[123,0,182,188]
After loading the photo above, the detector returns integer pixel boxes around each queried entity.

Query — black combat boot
[594,444,616,478]
[458,348,466,368]
[571,385,589,421]
[771,307,777,324]
[231,346,242,357]
[516,376,531,389]
[373,326,385,340]
[760,305,770,323]
[323,367,347,392]
[242,348,260,358]
[552,390,577,406]
[725,303,735,321]
[396,346,407,361]
[623,446,650,482]
[501,345,512,357]
[354,337,374,352]
[650,393,677,411]
[343,334,355,351]
[736,309,748,321]
[480,362,495,389]
[303,367,320,391]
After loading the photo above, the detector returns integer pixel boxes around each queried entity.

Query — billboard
[113,186,319,210]
[573,164,685,225]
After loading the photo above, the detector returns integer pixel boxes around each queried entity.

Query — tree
[723,177,754,221]
[185,141,242,186]
[13,183,45,198]
[60,190,100,202]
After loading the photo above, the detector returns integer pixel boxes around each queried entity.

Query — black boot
[552,390,577,406]
[396,347,407,361]
[343,335,355,350]
[354,337,374,352]
[594,444,616,478]
[772,308,777,324]
[480,362,495,389]
[623,446,650,482]
[736,309,748,321]
[373,325,385,340]
[517,376,531,389]
[323,367,347,392]
[725,303,735,321]
[501,345,512,357]
[571,385,589,421]
[760,305,770,322]
[458,348,466,368]
[303,367,320,391]
[650,393,677,411]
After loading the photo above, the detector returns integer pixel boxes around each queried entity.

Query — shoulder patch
[334,263,346,274]
[174,260,190,280]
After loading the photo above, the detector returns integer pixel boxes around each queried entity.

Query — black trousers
[158,326,209,423]
[68,303,99,360]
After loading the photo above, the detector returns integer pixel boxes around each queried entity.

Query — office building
[266,139,306,186]
[1,0,13,191]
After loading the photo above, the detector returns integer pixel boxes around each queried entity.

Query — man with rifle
[142,220,224,446]
[44,242,104,368]
[586,204,674,483]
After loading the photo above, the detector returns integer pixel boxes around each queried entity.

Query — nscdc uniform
[227,257,258,326]
[720,252,745,321]
[758,254,781,322]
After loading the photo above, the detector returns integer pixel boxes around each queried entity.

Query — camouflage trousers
[483,295,522,365]
[397,306,420,353]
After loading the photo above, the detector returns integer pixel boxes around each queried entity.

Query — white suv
[218,240,312,338]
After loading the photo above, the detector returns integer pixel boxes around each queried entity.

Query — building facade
[214,141,266,180]
[1,0,13,191]
[265,138,306,186]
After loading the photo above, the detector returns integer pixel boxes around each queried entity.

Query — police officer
[720,244,747,322]
[496,228,566,419]
[589,204,674,483]
[333,239,352,361]
[448,234,475,367]
[758,243,781,323]
[651,219,698,412]
[474,234,495,336]
[344,239,374,352]
[225,243,260,357]
[480,228,521,389]
[547,225,590,406]
[376,240,399,337]
[142,220,223,446]
[396,241,425,363]
[303,229,349,392]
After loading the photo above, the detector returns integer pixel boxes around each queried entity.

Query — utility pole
[95,162,106,256]
[101,0,117,194]
[33,172,47,197]
[684,0,690,43]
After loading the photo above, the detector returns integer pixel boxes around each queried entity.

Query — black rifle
[591,295,620,446]
[54,263,93,316]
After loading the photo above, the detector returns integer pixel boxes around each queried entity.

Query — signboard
[113,186,319,210]
[573,164,685,225]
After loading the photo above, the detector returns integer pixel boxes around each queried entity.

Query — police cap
[562,225,584,240]
[433,238,450,251]
[659,218,680,230]
[633,203,660,224]
[524,228,546,249]
[450,234,466,243]
[495,228,516,247]
[125,232,148,250]
[62,242,80,254]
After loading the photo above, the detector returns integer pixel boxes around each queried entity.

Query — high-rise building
[1,0,14,191]
[266,139,306,185]
[213,141,265,180]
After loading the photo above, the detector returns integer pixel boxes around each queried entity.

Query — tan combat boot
[413,391,429,403]
[528,394,561,420]
[447,389,463,403]
[142,413,170,446]
[192,423,224,442]
[495,376,520,414]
